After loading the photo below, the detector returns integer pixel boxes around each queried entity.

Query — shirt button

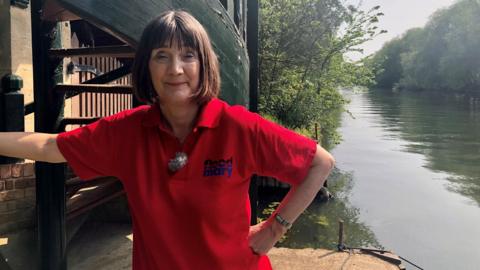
[193,128,198,132]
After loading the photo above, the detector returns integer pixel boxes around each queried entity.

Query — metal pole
[338,220,345,251]
[247,0,259,113]
[31,1,67,269]
[247,0,259,225]
[0,74,24,164]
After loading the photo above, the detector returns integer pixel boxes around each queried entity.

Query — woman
[0,10,334,270]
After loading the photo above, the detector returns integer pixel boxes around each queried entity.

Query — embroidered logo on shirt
[203,158,233,177]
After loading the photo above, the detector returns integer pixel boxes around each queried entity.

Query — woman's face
[149,43,200,106]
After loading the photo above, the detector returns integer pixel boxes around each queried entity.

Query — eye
[155,53,168,59]
[151,49,170,62]
[183,50,198,61]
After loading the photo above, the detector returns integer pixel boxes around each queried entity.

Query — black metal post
[247,0,259,225]
[247,0,259,113]
[31,1,67,269]
[0,74,25,164]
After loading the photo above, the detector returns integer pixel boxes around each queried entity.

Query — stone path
[68,222,402,270]
[0,222,402,269]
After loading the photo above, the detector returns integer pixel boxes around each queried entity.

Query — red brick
[1,191,11,201]
[13,178,27,189]
[24,187,36,197]
[13,178,35,189]
[27,178,36,187]
[6,197,34,211]
[11,164,23,178]
[0,203,7,213]
[5,180,14,190]
[6,201,17,211]
[0,209,35,226]
[0,190,24,202]
[0,218,34,233]
[0,165,11,179]
[23,163,35,177]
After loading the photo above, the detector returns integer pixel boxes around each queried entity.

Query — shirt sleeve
[253,115,317,186]
[56,115,121,180]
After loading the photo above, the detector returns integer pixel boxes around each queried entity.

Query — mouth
[165,82,187,86]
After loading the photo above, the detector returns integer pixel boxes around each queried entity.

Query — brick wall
[0,162,36,233]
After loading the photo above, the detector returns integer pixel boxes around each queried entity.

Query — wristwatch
[274,213,292,229]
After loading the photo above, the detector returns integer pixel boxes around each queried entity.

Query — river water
[331,89,480,270]
[263,89,480,270]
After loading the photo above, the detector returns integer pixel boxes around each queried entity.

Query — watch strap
[274,213,292,229]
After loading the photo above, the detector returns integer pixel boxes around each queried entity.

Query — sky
[345,0,459,60]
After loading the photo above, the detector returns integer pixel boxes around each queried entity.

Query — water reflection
[366,90,480,205]
[258,168,382,250]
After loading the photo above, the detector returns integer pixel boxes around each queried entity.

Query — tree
[371,0,480,93]
[259,0,384,147]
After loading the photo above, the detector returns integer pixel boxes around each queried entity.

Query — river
[262,89,480,270]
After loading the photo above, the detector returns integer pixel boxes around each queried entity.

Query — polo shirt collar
[142,98,224,129]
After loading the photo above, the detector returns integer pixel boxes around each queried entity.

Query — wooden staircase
[30,3,138,269]
[45,21,134,224]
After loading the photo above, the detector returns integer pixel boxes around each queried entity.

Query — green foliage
[259,0,384,147]
[257,168,383,249]
[370,0,480,93]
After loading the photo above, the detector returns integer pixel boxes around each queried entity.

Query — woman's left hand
[248,220,288,255]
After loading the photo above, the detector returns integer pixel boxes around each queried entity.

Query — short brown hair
[132,10,220,104]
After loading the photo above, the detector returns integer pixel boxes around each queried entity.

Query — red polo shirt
[57,98,316,270]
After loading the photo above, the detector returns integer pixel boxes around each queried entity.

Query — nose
[168,56,184,75]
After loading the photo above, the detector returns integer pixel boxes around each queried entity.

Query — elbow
[42,135,65,163]
[314,145,335,172]
[325,152,335,172]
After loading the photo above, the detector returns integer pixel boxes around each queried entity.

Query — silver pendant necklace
[168,152,188,172]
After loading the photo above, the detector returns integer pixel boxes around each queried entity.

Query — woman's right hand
[248,219,287,255]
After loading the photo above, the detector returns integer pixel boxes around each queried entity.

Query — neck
[159,101,199,142]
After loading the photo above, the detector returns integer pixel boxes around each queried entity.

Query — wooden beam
[55,83,133,94]
[66,179,124,220]
[57,117,99,132]
[49,45,134,58]
[25,64,133,114]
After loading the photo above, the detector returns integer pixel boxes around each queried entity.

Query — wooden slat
[66,176,116,188]
[60,116,100,124]
[55,83,133,94]
[66,176,117,198]
[66,178,124,220]
[49,45,134,58]
[58,116,100,132]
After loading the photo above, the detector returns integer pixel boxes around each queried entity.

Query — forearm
[0,132,65,163]
[269,145,335,233]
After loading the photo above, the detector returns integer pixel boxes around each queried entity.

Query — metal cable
[398,255,425,270]
[342,246,424,270]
